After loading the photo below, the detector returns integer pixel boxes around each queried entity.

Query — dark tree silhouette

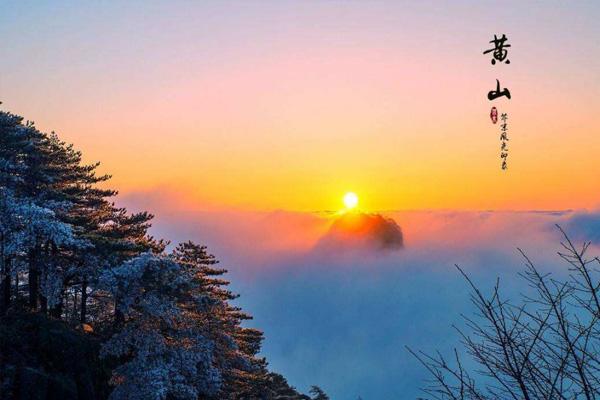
[310,385,330,400]
[409,226,600,400]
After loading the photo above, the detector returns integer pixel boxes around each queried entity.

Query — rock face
[315,212,404,253]
[0,313,110,400]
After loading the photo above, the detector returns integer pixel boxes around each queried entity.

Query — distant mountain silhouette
[315,212,404,252]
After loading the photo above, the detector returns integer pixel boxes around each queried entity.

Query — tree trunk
[115,295,125,327]
[47,241,61,318]
[40,295,48,314]
[1,257,11,315]
[80,279,88,324]
[14,267,19,304]
[28,245,41,311]
[49,299,62,318]
[73,289,79,321]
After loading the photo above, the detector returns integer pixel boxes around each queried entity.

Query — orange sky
[2,2,599,212]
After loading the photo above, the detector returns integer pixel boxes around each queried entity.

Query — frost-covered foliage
[170,241,266,399]
[100,253,222,399]
[0,189,79,250]
[0,187,84,307]
[0,107,161,317]
[0,188,30,257]
[0,107,325,400]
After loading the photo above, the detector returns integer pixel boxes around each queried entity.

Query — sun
[343,192,359,210]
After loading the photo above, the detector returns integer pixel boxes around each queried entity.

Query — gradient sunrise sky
[1,1,599,212]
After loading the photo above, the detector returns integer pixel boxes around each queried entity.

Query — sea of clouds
[119,189,600,399]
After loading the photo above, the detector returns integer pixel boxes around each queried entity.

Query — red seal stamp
[490,106,498,124]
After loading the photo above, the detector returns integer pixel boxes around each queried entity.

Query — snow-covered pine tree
[99,252,223,400]
[0,109,161,320]
[171,241,267,398]
[0,107,328,400]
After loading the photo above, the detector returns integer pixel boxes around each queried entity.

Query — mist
[119,189,596,398]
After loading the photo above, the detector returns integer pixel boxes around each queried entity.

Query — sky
[2,1,600,398]
[2,1,600,211]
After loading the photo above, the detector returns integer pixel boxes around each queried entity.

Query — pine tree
[0,108,162,320]
[99,252,222,399]
[0,107,324,400]
[309,386,330,400]
[171,241,264,398]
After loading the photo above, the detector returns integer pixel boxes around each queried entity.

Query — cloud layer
[118,189,599,399]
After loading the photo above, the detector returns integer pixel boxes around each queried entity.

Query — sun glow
[343,192,359,210]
